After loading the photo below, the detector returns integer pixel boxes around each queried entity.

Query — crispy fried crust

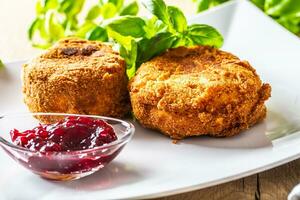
[22,38,130,117]
[129,46,271,139]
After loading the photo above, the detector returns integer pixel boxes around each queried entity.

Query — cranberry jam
[9,116,120,178]
[10,116,117,152]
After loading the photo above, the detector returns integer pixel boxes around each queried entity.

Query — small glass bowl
[0,113,134,181]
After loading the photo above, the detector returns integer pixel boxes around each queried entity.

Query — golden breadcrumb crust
[22,38,130,117]
[129,46,271,139]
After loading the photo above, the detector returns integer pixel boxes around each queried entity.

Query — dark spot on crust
[82,45,98,56]
[61,47,78,56]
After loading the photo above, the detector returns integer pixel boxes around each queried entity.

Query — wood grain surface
[0,1,299,200]
[154,159,300,200]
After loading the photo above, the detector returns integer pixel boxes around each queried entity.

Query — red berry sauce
[9,116,120,176]
[10,116,117,152]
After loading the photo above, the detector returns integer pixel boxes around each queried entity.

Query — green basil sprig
[28,0,223,79]
[107,0,223,78]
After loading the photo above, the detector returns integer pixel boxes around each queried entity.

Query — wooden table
[0,1,298,199]
[156,160,300,200]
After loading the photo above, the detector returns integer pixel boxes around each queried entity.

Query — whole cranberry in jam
[10,116,117,153]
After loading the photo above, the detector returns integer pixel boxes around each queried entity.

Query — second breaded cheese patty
[22,38,130,117]
[129,46,271,139]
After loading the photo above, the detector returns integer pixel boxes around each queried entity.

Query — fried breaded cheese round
[129,46,271,139]
[22,38,130,117]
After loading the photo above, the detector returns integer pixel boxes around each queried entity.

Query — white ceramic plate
[1,0,300,199]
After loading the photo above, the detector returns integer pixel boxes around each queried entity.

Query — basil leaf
[28,17,51,47]
[36,0,45,15]
[172,35,194,47]
[142,0,170,26]
[107,29,134,49]
[120,40,138,78]
[87,26,108,41]
[167,6,187,32]
[76,22,97,38]
[194,0,229,12]
[39,18,51,39]
[101,3,118,19]
[107,16,146,38]
[35,0,59,14]
[276,12,300,34]
[265,0,300,17]
[101,0,124,11]
[137,32,177,66]
[28,18,41,40]
[120,1,139,16]
[251,0,265,9]
[195,0,210,12]
[144,17,167,38]
[86,5,101,20]
[59,0,84,17]
[45,11,65,41]
[43,0,59,10]
[260,0,300,34]
[65,16,79,31]
[187,24,223,48]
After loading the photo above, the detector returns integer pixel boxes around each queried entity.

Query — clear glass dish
[0,113,134,181]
